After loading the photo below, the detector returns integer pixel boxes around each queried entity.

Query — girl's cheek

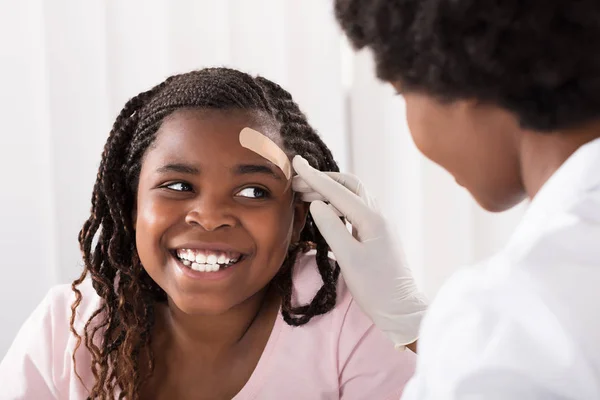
[137,199,173,233]
[243,205,294,241]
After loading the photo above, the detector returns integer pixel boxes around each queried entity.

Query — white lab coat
[402,137,600,399]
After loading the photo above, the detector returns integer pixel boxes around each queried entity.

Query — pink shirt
[0,253,415,399]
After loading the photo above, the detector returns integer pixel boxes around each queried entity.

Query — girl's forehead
[142,109,288,175]
[156,108,283,148]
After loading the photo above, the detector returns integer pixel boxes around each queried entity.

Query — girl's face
[134,109,307,315]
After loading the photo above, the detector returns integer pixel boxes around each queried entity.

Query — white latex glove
[292,155,428,348]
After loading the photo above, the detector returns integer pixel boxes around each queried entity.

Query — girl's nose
[184,197,237,231]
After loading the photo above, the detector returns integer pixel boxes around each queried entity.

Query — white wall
[0,0,523,358]
[0,0,59,358]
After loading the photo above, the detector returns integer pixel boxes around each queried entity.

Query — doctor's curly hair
[335,0,600,132]
[71,68,341,399]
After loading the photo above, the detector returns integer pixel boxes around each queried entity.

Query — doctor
[292,0,600,398]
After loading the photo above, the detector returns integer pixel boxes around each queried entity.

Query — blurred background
[0,0,526,358]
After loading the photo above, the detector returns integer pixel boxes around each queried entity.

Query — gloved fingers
[305,196,343,217]
[293,171,368,202]
[301,192,344,218]
[292,159,379,213]
[297,192,348,218]
[297,191,326,203]
[294,178,348,214]
[309,200,358,258]
[302,191,357,233]
[292,172,379,216]
[292,175,317,193]
[292,156,376,234]
[329,173,370,203]
[352,224,359,240]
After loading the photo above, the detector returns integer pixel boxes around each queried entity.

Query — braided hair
[71,68,342,399]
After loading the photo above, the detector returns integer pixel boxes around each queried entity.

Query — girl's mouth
[172,248,245,273]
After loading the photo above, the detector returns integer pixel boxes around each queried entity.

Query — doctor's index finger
[292,156,374,227]
[292,175,313,193]
[292,167,363,197]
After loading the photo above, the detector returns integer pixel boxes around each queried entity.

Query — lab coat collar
[506,137,600,257]
[528,137,600,212]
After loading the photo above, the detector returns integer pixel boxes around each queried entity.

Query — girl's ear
[291,195,309,243]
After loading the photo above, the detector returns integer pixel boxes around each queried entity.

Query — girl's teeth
[176,249,243,272]
[181,259,231,272]
[207,254,218,265]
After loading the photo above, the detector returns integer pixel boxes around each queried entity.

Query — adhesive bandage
[239,127,292,180]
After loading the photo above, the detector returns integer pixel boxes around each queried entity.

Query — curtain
[0,0,524,357]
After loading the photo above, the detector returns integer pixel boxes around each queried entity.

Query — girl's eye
[236,187,270,199]
[164,182,193,192]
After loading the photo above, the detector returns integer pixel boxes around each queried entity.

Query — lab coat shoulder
[0,280,100,399]
[403,214,600,400]
[511,197,600,377]
[403,255,600,399]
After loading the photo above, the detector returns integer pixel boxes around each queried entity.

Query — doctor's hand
[292,156,428,350]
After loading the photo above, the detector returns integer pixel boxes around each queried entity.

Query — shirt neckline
[232,307,288,399]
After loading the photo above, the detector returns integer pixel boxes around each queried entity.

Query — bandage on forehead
[239,127,292,180]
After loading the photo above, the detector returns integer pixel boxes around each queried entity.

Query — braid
[254,77,342,326]
[72,68,342,398]
[73,83,169,399]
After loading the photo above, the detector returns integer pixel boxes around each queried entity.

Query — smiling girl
[0,68,415,399]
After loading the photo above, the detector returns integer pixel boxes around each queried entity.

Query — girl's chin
[165,294,240,317]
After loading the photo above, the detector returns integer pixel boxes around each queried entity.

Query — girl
[0,68,415,399]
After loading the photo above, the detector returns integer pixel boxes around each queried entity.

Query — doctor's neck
[518,120,600,198]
